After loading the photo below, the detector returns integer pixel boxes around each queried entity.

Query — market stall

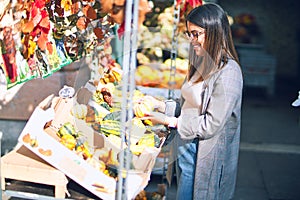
[0,0,202,199]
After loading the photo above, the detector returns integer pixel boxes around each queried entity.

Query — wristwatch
[164,99,176,117]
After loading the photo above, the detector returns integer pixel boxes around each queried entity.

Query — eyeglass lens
[185,30,204,40]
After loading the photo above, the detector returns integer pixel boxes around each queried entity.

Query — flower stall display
[0,0,124,89]
[1,1,171,199]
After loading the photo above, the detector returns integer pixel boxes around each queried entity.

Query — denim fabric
[175,135,198,200]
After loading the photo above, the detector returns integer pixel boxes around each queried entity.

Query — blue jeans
[175,135,198,200]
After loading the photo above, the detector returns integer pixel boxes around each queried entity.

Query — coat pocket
[218,165,224,189]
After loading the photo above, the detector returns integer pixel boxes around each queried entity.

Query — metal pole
[117,0,133,199]
[123,0,140,198]
[168,0,180,100]
[118,0,140,198]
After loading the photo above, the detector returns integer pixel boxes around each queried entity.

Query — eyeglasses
[184,30,205,40]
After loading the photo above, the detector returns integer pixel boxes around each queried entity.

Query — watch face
[59,86,75,98]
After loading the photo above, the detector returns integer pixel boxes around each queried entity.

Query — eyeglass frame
[184,30,205,40]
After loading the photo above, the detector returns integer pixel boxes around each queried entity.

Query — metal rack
[118,0,182,197]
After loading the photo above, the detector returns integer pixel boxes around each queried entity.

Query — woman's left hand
[141,111,169,126]
[143,95,166,112]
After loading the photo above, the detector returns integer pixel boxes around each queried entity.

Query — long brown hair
[186,3,239,82]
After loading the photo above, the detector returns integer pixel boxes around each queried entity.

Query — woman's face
[186,21,206,55]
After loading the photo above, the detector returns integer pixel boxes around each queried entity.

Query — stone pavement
[1,79,300,200]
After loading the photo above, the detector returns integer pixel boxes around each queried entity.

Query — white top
[181,75,204,111]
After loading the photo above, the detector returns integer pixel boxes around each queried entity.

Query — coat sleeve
[177,65,243,140]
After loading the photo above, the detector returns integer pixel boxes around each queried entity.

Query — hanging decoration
[176,0,203,31]
[0,0,125,89]
[178,0,203,13]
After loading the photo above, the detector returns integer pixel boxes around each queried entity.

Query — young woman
[142,3,243,200]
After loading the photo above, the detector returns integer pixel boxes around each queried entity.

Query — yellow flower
[61,0,72,11]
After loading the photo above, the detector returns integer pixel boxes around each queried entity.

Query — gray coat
[167,59,243,200]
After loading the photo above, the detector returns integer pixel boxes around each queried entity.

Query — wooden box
[1,145,69,198]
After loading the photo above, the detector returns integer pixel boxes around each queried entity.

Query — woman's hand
[142,112,177,128]
[141,111,168,126]
[143,95,166,113]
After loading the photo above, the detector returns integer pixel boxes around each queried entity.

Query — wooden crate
[1,145,69,198]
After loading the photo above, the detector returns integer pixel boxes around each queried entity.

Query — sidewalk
[1,81,300,200]
[232,86,300,200]
[145,88,300,199]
